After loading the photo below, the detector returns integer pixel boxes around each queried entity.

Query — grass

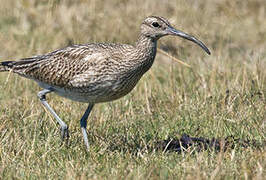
[0,0,265,179]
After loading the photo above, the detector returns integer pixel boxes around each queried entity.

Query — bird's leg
[37,89,69,143]
[80,104,94,150]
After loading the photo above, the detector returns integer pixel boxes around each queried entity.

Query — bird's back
[7,44,125,84]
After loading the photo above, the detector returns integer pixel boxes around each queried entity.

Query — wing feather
[19,44,113,87]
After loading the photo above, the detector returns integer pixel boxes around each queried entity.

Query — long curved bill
[167,26,211,55]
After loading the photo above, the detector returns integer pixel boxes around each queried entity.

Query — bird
[0,16,211,150]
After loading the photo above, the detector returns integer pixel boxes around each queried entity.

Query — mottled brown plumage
[0,16,210,150]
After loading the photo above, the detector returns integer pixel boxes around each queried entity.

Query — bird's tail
[0,61,15,72]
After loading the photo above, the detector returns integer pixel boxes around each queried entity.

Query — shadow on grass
[154,134,265,153]
[93,133,265,154]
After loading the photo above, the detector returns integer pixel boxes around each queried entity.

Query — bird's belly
[35,75,142,103]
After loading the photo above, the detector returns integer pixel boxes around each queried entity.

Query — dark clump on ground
[155,134,265,153]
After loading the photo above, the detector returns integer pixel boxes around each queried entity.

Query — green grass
[0,0,265,179]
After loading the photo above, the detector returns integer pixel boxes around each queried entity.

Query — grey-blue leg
[80,104,94,150]
[37,89,69,142]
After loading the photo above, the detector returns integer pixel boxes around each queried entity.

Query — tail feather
[0,61,16,72]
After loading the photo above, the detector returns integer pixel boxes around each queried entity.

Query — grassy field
[0,0,265,179]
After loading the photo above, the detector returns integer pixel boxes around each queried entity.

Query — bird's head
[141,16,211,55]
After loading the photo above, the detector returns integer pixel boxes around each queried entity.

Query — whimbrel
[0,16,210,150]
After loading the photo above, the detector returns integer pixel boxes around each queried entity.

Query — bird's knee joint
[37,92,46,101]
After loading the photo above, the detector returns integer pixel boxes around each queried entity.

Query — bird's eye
[152,22,160,28]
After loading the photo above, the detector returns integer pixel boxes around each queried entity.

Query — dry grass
[0,0,265,179]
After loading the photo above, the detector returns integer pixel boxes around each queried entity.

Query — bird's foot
[81,127,90,151]
[60,126,70,146]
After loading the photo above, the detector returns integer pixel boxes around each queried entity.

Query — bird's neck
[133,34,157,73]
